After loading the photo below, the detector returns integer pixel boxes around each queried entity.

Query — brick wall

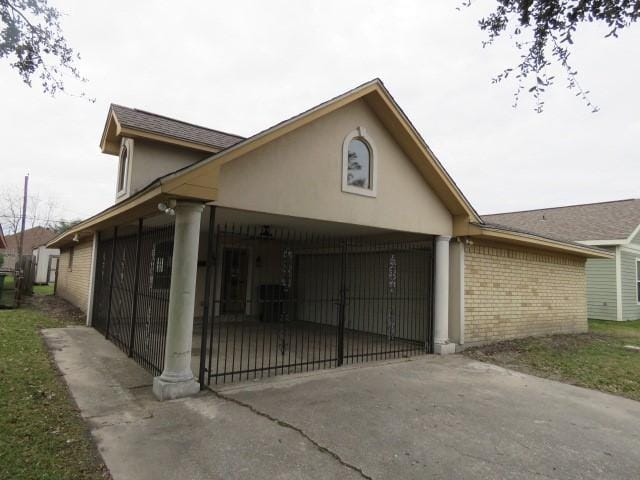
[464,240,587,345]
[56,238,93,312]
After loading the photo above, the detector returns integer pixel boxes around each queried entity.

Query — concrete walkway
[44,327,640,480]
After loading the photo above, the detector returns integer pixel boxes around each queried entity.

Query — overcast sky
[1,0,638,229]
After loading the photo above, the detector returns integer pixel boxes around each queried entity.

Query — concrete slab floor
[44,327,640,480]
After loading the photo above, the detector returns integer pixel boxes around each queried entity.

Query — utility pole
[17,174,29,260]
[15,174,29,306]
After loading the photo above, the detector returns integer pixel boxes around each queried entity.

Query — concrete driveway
[44,327,640,480]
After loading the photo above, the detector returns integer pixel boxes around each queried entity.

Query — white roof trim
[578,239,626,246]
[625,223,640,244]
[578,223,640,246]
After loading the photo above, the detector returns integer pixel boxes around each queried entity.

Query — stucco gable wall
[464,240,587,345]
[217,99,452,236]
[128,139,204,196]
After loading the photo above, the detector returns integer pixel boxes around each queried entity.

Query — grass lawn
[0,307,108,479]
[33,283,55,296]
[464,319,640,401]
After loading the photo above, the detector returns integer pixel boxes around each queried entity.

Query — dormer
[100,104,244,203]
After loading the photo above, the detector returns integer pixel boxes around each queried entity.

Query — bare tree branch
[0,187,62,235]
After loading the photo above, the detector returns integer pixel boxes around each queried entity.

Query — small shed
[32,246,60,284]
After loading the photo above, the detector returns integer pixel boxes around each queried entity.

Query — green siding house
[484,199,640,321]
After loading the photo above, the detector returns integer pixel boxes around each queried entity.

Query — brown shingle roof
[111,104,245,151]
[1,226,58,252]
[482,199,640,242]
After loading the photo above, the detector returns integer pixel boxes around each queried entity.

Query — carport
[89,205,438,390]
[197,208,435,386]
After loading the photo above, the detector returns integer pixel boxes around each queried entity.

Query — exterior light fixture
[158,201,176,216]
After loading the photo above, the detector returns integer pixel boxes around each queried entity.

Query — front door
[221,248,249,314]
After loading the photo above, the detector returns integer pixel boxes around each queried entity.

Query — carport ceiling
[212,207,401,237]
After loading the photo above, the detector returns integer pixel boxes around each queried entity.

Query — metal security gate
[92,220,175,375]
[202,225,434,386]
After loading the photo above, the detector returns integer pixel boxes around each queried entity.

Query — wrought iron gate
[202,225,434,386]
[92,220,175,375]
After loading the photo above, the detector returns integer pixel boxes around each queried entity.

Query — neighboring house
[484,199,640,321]
[48,79,609,401]
[0,226,57,270]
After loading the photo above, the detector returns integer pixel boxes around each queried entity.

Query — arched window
[342,127,377,197]
[347,138,371,189]
[117,145,128,194]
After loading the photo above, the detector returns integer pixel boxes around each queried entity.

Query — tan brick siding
[464,240,587,345]
[56,239,93,312]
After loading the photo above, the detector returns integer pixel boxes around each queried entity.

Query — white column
[86,233,99,326]
[434,235,455,354]
[153,202,204,401]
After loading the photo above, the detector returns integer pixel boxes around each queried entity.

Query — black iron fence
[202,225,434,386]
[92,219,175,375]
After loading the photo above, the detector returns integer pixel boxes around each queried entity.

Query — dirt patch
[463,327,640,401]
[463,333,599,382]
[465,332,603,358]
[23,294,86,325]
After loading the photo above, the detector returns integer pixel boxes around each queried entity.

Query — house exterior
[0,226,57,270]
[484,199,640,321]
[48,79,609,400]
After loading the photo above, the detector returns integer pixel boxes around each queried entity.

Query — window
[636,259,640,304]
[347,138,371,188]
[68,246,74,271]
[117,145,129,194]
[152,241,172,289]
[342,127,377,197]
